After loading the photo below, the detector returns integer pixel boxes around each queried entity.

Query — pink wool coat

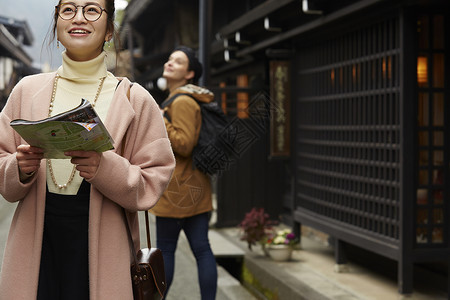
[0,73,175,299]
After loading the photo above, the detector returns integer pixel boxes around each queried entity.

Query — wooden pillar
[198,0,212,87]
[237,74,249,119]
[220,82,227,114]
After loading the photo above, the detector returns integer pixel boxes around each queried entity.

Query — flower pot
[267,244,293,261]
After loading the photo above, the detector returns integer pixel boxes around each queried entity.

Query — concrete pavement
[2,196,448,299]
[215,227,449,300]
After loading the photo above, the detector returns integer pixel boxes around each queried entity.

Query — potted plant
[238,207,276,252]
[265,228,298,261]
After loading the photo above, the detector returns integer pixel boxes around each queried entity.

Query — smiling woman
[53,0,115,61]
[0,0,175,299]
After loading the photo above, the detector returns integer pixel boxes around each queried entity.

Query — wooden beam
[218,0,295,38]
[235,0,388,58]
[124,0,154,23]
[0,25,32,66]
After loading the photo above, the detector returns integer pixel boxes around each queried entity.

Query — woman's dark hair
[47,0,121,57]
[173,46,203,84]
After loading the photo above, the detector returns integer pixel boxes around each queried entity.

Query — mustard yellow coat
[151,84,213,218]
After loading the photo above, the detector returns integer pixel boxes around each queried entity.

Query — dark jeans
[156,213,217,300]
[37,181,90,300]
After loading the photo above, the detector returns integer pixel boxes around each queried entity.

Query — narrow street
[0,196,252,300]
[1,196,449,299]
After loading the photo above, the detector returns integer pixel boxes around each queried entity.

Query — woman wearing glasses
[0,1,175,299]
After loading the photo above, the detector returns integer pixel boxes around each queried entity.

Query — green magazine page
[10,99,115,159]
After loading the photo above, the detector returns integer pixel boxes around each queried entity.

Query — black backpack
[161,93,236,175]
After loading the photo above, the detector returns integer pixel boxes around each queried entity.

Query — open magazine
[10,99,114,159]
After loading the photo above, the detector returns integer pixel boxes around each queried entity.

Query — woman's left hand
[65,151,102,180]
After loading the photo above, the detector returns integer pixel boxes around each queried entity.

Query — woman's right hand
[16,145,44,175]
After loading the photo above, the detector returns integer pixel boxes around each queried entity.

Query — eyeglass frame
[55,2,108,22]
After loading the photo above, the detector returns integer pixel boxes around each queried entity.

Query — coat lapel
[30,73,56,120]
[104,78,135,153]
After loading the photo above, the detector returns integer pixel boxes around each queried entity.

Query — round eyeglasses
[56,3,107,22]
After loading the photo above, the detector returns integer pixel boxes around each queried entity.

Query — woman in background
[151,46,218,300]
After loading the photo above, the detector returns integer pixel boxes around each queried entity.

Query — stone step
[209,229,245,258]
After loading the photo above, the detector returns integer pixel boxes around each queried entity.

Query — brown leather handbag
[122,81,166,299]
[124,210,167,300]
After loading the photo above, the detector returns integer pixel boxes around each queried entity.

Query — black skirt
[37,180,91,300]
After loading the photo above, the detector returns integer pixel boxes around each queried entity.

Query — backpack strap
[160,93,198,122]
[160,93,195,109]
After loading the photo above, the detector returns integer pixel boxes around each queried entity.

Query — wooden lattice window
[416,13,446,246]
[296,17,401,241]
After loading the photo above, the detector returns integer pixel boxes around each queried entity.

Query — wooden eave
[236,0,389,58]
[0,24,32,66]
[217,0,296,39]
[213,0,390,64]
[122,0,155,24]
[0,16,34,46]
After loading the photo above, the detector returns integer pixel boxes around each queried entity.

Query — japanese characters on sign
[270,61,291,157]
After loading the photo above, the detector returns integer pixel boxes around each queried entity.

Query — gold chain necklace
[47,74,106,189]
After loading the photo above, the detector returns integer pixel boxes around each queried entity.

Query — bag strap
[119,82,152,264]
[123,210,152,264]
[124,210,151,249]
[123,210,139,265]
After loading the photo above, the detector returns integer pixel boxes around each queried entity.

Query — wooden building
[120,0,450,295]
[0,16,34,109]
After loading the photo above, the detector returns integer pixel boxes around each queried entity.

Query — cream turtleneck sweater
[46,51,119,195]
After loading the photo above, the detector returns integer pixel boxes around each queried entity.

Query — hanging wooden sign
[270,61,291,157]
